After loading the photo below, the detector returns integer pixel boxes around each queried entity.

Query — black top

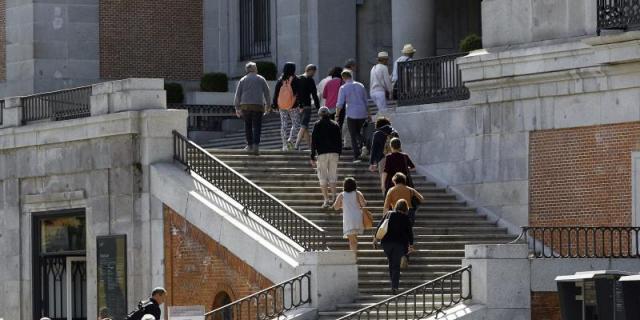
[273,76,301,108]
[126,298,161,320]
[311,117,343,161]
[378,211,414,246]
[297,74,321,108]
[369,125,397,165]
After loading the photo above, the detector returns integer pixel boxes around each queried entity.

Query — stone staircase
[203,108,513,319]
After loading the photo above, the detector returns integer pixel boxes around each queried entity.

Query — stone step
[252,179,436,188]
[271,192,456,201]
[326,234,514,242]
[355,249,464,257]
[230,166,400,175]
[290,226,506,235]
[210,153,370,162]
[233,172,428,181]
[260,185,447,194]
[291,206,477,213]
[328,240,505,249]
[284,212,487,220]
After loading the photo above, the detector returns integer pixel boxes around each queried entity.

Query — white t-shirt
[370,64,392,94]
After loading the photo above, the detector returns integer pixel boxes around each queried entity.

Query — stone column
[462,244,531,319]
[391,0,436,59]
[296,251,358,311]
[1,97,23,128]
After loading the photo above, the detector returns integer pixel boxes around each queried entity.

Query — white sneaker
[321,200,331,209]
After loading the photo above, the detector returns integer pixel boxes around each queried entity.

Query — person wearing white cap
[370,51,393,114]
[392,44,417,86]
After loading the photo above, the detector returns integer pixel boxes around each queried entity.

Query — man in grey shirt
[234,62,271,155]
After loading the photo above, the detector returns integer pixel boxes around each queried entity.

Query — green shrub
[165,82,184,104]
[256,61,277,80]
[201,72,229,92]
[460,34,483,53]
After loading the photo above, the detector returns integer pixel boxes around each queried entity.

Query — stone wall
[0,79,187,320]
[0,0,5,81]
[482,0,597,48]
[530,122,640,227]
[163,205,273,310]
[385,34,640,234]
[99,0,203,80]
[3,0,100,96]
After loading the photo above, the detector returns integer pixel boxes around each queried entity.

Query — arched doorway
[212,291,233,320]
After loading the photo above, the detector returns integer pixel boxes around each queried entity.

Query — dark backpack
[125,299,155,320]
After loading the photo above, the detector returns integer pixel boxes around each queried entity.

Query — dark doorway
[32,210,87,320]
[212,291,233,320]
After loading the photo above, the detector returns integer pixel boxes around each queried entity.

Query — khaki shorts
[317,153,340,186]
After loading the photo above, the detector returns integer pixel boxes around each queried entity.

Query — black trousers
[242,110,263,146]
[382,241,405,290]
[347,118,366,159]
[336,107,346,130]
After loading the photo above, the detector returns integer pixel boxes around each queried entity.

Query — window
[240,0,271,60]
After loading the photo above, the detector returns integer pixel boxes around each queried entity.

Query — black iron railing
[397,53,470,106]
[337,266,472,320]
[204,272,311,320]
[240,0,271,60]
[597,0,640,34]
[0,99,4,125]
[515,226,640,258]
[22,86,92,124]
[170,104,236,131]
[172,131,327,251]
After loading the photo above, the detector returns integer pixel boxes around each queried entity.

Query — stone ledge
[0,109,186,150]
[22,190,86,204]
[465,244,529,259]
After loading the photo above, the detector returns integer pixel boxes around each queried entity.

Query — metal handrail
[172,130,328,251]
[22,85,92,124]
[169,104,236,131]
[514,226,640,258]
[597,0,640,35]
[337,266,472,320]
[397,52,470,106]
[0,99,4,125]
[204,272,311,320]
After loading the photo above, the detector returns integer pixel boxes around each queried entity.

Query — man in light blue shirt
[337,69,370,162]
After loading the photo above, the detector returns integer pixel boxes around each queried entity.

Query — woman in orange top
[383,172,424,225]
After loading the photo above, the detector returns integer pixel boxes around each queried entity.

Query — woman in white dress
[333,177,367,251]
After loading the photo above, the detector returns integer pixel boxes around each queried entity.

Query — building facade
[0,0,480,97]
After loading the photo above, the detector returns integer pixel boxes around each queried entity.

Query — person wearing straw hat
[370,51,393,114]
[391,44,417,96]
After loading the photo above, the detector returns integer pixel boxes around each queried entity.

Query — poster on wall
[97,235,128,320]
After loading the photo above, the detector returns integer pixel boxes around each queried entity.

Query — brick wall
[99,0,203,80]
[163,205,273,312]
[531,292,561,320]
[530,122,640,227]
[0,0,5,81]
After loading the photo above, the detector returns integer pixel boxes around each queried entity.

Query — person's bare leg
[295,128,307,149]
[348,234,359,251]
[320,184,329,207]
[304,130,311,150]
[329,183,337,202]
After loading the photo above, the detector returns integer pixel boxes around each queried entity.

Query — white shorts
[316,153,340,186]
